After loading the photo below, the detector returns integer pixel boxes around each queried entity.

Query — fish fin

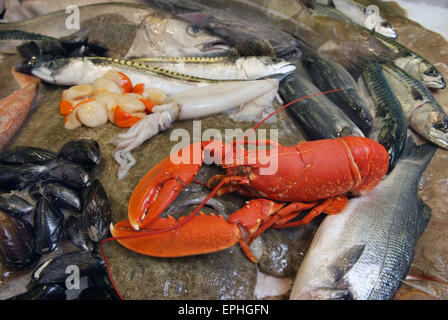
[400,134,437,163]
[416,197,431,237]
[330,244,365,284]
[238,39,276,58]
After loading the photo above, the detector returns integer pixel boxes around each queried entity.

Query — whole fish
[279,71,364,140]
[358,61,407,171]
[133,56,296,80]
[370,30,446,90]
[148,0,302,60]
[0,3,231,58]
[299,42,373,135]
[291,137,436,300]
[330,0,397,39]
[19,55,293,95]
[0,69,39,151]
[381,62,448,149]
[309,2,445,89]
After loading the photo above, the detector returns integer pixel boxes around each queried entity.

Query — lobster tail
[341,136,389,195]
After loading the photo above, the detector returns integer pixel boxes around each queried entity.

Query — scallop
[62,85,93,102]
[102,70,124,88]
[143,87,167,105]
[94,92,118,122]
[115,94,146,114]
[77,100,108,128]
[64,108,82,130]
[92,77,122,95]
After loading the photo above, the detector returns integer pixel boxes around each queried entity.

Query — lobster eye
[187,25,202,37]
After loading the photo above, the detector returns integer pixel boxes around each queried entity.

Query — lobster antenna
[100,87,345,300]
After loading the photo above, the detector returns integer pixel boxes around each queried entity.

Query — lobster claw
[128,143,204,230]
[111,213,242,257]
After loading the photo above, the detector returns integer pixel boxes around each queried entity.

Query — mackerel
[381,62,448,149]
[358,61,407,170]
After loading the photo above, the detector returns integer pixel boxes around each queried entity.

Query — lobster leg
[273,196,348,228]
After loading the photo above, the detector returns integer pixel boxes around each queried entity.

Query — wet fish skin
[358,61,407,171]
[371,30,446,90]
[0,69,39,151]
[133,56,296,81]
[331,0,397,39]
[381,62,448,149]
[299,42,373,135]
[291,138,436,300]
[0,2,231,58]
[279,72,364,140]
[148,0,302,60]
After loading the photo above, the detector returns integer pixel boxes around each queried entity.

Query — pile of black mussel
[0,139,119,300]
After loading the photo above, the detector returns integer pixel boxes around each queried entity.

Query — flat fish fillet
[0,68,39,150]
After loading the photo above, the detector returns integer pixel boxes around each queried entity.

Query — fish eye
[381,21,392,28]
[425,68,438,77]
[187,25,202,37]
[434,121,448,132]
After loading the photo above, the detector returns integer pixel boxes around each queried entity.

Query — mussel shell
[64,215,94,252]
[0,194,34,217]
[83,180,111,242]
[58,139,101,167]
[44,159,91,189]
[42,182,82,211]
[8,284,66,300]
[32,250,105,285]
[34,198,64,254]
[0,146,57,164]
[0,210,39,268]
[0,163,48,191]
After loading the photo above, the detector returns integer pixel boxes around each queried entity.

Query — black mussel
[58,140,101,167]
[0,194,34,217]
[64,215,94,252]
[34,198,64,254]
[0,210,39,268]
[44,159,90,189]
[32,251,105,285]
[8,284,66,300]
[28,181,47,199]
[0,163,48,191]
[0,146,57,164]
[42,182,82,211]
[83,180,111,242]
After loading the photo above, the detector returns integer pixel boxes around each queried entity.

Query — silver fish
[330,0,397,39]
[381,62,448,149]
[0,2,231,58]
[291,136,436,300]
[133,56,296,80]
[372,31,446,90]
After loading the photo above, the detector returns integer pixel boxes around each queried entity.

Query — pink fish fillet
[0,68,40,151]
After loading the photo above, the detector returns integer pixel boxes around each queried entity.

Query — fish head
[236,56,296,80]
[374,20,397,40]
[178,13,301,60]
[410,103,448,149]
[422,67,446,89]
[141,13,230,56]
[19,56,82,85]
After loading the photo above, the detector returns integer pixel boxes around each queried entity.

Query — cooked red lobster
[111,136,389,262]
